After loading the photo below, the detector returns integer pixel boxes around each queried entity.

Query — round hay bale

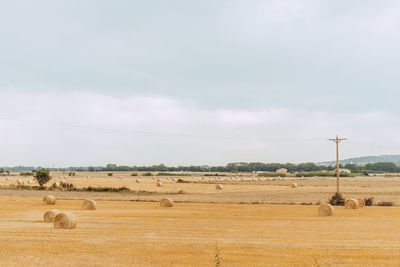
[291,183,298,188]
[43,195,56,205]
[17,178,23,185]
[318,203,334,216]
[6,177,10,181]
[53,212,77,229]
[82,199,96,210]
[55,181,60,188]
[356,197,365,208]
[157,181,163,187]
[136,178,141,183]
[61,179,66,184]
[216,184,223,190]
[43,210,60,222]
[28,180,33,185]
[345,198,359,209]
[160,197,174,207]
[157,178,162,182]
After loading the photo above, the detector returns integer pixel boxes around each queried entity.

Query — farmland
[1,172,400,266]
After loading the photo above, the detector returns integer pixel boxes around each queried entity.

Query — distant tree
[0,168,4,173]
[34,169,52,188]
[88,167,95,172]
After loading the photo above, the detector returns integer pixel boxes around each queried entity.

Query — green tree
[0,168,4,173]
[34,169,52,188]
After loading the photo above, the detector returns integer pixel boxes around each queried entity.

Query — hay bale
[136,178,141,183]
[356,197,365,208]
[345,198,359,209]
[61,179,66,184]
[55,181,60,188]
[43,210,60,222]
[216,184,223,190]
[28,180,33,185]
[318,203,334,216]
[157,181,163,187]
[17,178,23,185]
[6,177,10,181]
[53,212,77,229]
[291,183,298,188]
[160,197,174,207]
[43,195,56,205]
[82,199,96,210]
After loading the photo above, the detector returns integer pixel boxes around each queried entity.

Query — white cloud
[0,90,398,166]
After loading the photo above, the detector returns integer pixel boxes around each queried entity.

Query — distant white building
[276,168,288,174]
[339,168,352,174]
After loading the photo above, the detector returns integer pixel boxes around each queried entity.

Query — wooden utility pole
[329,136,347,194]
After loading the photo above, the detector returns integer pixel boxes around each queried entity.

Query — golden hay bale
[216,184,223,190]
[82,199,96,210]
[17,179,23,185]
[53,212,77,229]
[291,183,298,188]
[157,181,163,187]
[28,180,33,184]
[43,210,60,222]
[136,178,141,183]
[356,197,365,208]
[6,177,10,181]
[160,197,174,207]
[42,195,56,205]
[318,203,334,216]
[345,198,359,209]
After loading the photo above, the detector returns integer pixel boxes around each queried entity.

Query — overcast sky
[1,0,400,167]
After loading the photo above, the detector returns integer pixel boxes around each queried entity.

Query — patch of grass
[258,172,286,177]
[142,172,152,176]
[176,178,189,183]
[107,173,113,177]
[214,241,222,267]
[130,173,138,176]
[377,201,394,206]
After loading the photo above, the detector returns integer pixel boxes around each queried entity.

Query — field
[1,172,400,266]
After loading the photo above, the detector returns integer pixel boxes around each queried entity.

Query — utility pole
[329,136,347,194]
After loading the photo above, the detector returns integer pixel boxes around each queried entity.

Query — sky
[1,0,400,167]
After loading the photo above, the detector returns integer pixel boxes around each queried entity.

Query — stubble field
[1,172,400,266]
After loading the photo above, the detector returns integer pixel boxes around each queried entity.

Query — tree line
[2,162,400,173]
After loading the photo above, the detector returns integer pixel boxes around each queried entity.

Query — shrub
[377,201,394,206]
[176,178,189,183]
[20,171,34,176]
[157,172,190,176]
[364,197,374,206]
[329,192,345,206]
[131,173,138,176]
[142,172,152,176]
[34,169,52,188]
[68,172,75,176]
[0,168,3,173]
[107,173,113,177]
[258,172,286,177]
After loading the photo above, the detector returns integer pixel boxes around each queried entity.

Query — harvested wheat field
[1,196,400,266]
